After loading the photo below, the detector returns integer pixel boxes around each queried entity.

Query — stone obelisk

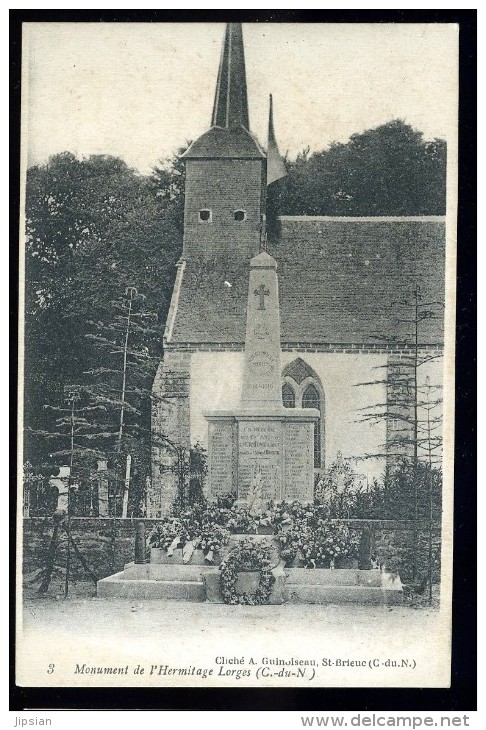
[237,252,285,503]
[204,251,319,505]
[240,251,282,409]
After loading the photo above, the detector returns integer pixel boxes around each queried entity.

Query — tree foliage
[24,151,184,464]
[269,120,446,219]
[354,285,444,470]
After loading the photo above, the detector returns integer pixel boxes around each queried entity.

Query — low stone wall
[305,520,441,583]
[22,517,441,590]
[22,518,161,586]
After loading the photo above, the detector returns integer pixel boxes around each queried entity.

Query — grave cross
[254,283,270,310]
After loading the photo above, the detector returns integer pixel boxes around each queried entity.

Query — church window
[282,358,325,470]
[198,209,212,222]
[234,210,246,222]
[302,384,321,468]
[302,383,319,410]
[282,383,295,408]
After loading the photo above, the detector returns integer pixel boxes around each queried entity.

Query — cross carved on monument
[254,283,270,310]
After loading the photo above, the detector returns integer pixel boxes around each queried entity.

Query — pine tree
[354,286,444,578]
[83,286,161,516]
[355,286,444,470]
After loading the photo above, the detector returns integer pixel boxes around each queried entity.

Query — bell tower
[181,23,265,261]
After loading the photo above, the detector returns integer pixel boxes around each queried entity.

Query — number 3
[47,664,55,674]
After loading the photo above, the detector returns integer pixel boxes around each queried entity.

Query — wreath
[220,539,276,605]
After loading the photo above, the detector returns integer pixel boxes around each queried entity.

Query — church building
[149,23,445,517]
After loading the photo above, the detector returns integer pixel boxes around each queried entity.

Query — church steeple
[181,22,264,260]
[211,23,250,130]
[183,23,263,160]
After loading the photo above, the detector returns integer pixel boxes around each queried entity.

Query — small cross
[254,283,270,310]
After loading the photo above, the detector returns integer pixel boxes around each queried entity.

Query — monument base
[205,407,319,504]
[98,561,403,605]
[203,565,287,604]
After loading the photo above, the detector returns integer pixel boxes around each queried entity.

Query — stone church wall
[151,349,191,517]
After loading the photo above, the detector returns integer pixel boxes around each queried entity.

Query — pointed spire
[267,94,287,185]
[211,23,250,130]
[182,22,264,160]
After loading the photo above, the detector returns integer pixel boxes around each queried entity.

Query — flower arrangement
[223,507,259,534]
[275,524,306,566]
[273,510,360,568]
[147,512,230,563]
[271,501,328,529]
[219,539,276,605]
[299,522,360,568]
[149,500,360,569]
[147,518,184,551]
[200,503,233,527]
[199,524,230,563]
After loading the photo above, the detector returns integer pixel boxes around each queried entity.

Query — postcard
[17,20,458,689]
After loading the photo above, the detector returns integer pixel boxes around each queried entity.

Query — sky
[23,22,458,174]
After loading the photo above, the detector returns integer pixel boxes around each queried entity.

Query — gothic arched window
[282,358,325,470]
[282,383,295,408]
[302,384,319,410]
[302,384,321,468]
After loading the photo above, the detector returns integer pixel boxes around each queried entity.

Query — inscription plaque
[283,422,314,502]
[208,421,235,497]
[237,421,282,502]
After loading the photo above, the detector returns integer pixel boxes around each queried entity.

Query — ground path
[18,586,448,688]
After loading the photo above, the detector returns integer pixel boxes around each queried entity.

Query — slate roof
[182,24,265,160]
[182,126,265,160]
[166,217,446,347]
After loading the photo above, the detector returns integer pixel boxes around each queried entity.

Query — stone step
[285,568,385,587]
[97,567,402,604]
[284,584,403,605]
[97,572,205,601]
[286,568,359,585]
[123,562,214,582]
